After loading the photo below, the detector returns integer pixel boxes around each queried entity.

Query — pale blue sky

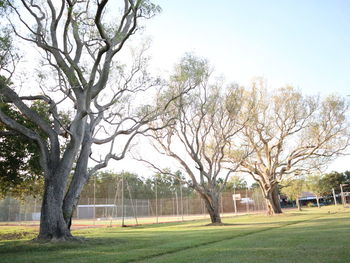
[117,0,350,176]
[142,0,350,96]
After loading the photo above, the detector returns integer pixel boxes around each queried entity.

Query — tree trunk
[37,176,72,241]
[265,185,282,215]
[296,199,302,211]
[63,134,92,229]
[201,192,222,224]
[316,195,320,208]
[62,173,89,229]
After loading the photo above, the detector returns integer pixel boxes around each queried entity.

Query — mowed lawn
[0,207,349,263]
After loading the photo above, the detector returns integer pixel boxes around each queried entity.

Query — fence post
[8,197,11,221]
[93,176,96,225]
[121,175,125,226]
[220,193,223,214]
[233,187,237,215]
[246,188,249,214]
[175,190,179,217]
[332,188,337,205]
[180,183,184,221]
[155,179,158,223]
[340,184,345,207]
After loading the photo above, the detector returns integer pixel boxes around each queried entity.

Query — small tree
[306,174,324,208]
[281,177,305,211]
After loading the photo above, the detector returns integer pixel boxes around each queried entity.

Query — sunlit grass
[0,206,349,263]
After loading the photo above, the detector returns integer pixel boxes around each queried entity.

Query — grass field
[0,206,349,263]
[0,214,214,228]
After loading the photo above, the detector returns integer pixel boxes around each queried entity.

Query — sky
[112,0,350,180]
[8,0,350,183]
[141,0,350,95]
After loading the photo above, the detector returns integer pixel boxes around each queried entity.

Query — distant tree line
[80,171,195,201]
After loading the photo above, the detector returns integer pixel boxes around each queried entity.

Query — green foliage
[250,182,260,189]
[281,177,305,201]
[224,175,248,191]
[306,174,324,196]
[80,170,194,200]
[0,0,10,9]
[0,0,14,71]
[139,0,162,18]
[318,171,350,195]
[147,171,193,198]
[171,53,210,90]
[307,202,314,208]
[0,102,50,198]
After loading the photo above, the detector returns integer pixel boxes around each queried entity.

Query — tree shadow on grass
[1,212,349,263]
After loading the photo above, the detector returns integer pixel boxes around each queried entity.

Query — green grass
[0,206,349,263]
[0,213,231,228]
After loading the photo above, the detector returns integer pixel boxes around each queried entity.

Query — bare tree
[235,84,350,215]
[139,55,248,224]
[0,0,161,241]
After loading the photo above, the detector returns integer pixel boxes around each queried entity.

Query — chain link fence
[0,188,267,225]
[2,180,350,225]
[3,183,349,225]
[0,196,40,222]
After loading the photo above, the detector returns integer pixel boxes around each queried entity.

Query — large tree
[0,0,161,241]
[235,85,350,215]
[140,55,248,224]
